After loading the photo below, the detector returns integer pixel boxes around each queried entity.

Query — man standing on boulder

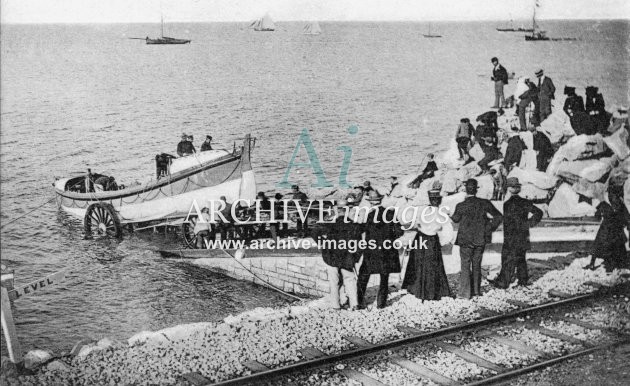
[491,57,508,109]
[490,177,543,289]
[451,179,503,298]
[536,69,556,121]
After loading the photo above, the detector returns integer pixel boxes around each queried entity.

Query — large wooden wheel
[181,217,198,248]
[84,203,122,239]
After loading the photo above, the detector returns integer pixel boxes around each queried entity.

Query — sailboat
[250,14,275,31]
[525,1,549,41]
[130,16,191,44]
[303,21,321,35]
[423,23,442,38]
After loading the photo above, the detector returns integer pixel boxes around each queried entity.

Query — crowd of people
[185,57,628,310]
[312,175,546,310]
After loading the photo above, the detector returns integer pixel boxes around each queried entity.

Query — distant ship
[496,14,533,32]
[250,14,275,31]
[496,22,534,32]
[423,23,442,38]
[303,21,321,35]
[130,16,191,45]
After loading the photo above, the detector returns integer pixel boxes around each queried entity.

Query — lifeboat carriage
[54,135,257,245]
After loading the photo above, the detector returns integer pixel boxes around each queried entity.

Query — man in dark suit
[490,177,543,288]
[536,69,556,122]
[451,179,503,299]
[491,57,509,109]
[311,198,362,310]
[356,191,404,309]
[290,184,309,237]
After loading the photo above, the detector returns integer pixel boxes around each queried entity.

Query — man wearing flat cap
[490,177,543,288]
[201,135,213,152]
[451,178,503,299]
[536,69,556,121]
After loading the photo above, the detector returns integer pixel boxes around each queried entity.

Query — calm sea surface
[1,20,628,352]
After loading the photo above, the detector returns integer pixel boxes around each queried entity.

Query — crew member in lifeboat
[177,133,197,157]
[94,176,118,192]
[201,135,213,151]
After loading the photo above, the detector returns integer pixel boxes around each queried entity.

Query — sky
[1,0,629,24]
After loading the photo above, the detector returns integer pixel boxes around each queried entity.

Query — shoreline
[3,253,628,385]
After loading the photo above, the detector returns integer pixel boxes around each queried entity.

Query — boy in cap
[451,179,503,298]
[490,177,542,288]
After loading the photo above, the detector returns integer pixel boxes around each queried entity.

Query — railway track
[181,285,629,386]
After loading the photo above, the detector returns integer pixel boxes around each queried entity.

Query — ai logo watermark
[276,125,358,189]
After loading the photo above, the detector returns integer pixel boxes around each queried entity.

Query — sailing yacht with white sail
[423,23,442,38]
[250,14,275,31]
[303,21,322,35]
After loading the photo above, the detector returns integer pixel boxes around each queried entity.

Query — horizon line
[2,17,628,25]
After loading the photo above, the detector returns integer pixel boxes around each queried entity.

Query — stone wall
[193,254,401,298]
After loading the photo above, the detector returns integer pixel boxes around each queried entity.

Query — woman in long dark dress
[585,188,629,272]
[402,190,452,300]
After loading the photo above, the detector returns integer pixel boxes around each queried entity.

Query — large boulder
[572,178,607,201]
[556,157,614,183]
[520,183,550,200]
[469,143,485,162]
[603,126,630,160]
[46,360,70,372]
[547,134,608,176]
[519,149,538,171]
[540,111,574,145]
[474,175,495,200]
[548,183,597,218]
[23,350,52,369]
[508,167,558,189]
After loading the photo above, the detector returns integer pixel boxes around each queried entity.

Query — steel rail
[208,291,602,386]
[467,339,629,385]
